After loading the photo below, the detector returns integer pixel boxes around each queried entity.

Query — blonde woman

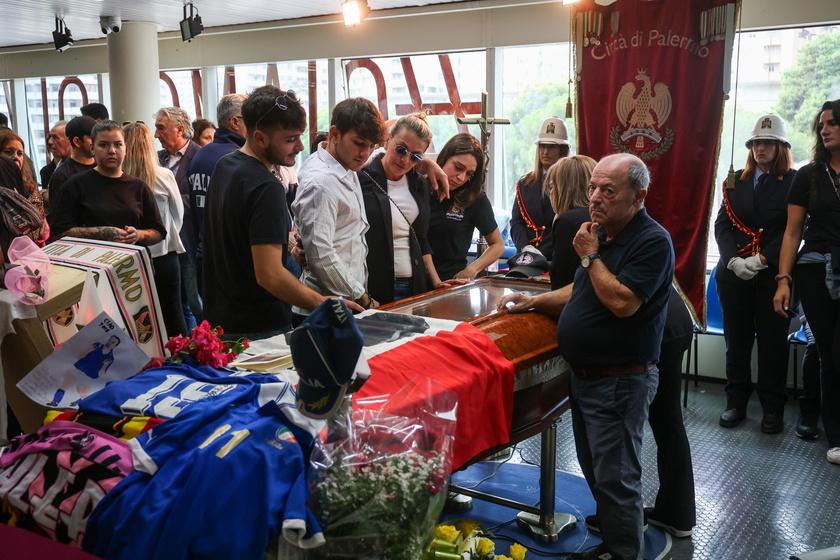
[123,121,187,336]
[360,113,460,303]
[545,155,597,290]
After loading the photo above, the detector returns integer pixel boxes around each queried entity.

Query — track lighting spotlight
[342,0,370,26]
[53,17,74,52]
[100,16,122,35]
[180,2,204,42]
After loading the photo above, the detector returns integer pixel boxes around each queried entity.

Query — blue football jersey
[77,362,281,419]
[83,382,326,560]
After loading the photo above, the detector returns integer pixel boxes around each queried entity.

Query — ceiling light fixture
[342,0,370,26]
[180,2,204,42]
[53,17,74,52]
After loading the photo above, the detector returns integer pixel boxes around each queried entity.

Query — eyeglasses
[750,139,775,147]
[122,120,146,126]
[254,90,299,129]
[394,144,423,164]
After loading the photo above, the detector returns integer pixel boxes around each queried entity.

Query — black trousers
[649,332,696,529]
[800,320,822,420]
[153,251,188,338]
[795,263,840,447]
[716,277,790,413]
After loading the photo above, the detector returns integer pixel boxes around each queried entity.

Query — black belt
[571,362,656,378]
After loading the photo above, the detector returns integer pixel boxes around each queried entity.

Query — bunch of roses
[161,320,249,369]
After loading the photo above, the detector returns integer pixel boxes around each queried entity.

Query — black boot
[796,400,819,440]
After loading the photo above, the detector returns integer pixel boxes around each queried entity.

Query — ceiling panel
[0,0,470,49]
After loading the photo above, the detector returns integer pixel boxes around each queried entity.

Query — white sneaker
[827,447,840,465]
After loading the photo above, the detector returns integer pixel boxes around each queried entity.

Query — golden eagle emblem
[616,69,673,150]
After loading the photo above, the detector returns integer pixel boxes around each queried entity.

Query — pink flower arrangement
[157,321,249,369]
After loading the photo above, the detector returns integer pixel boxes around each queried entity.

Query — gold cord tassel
[726,164,736,189]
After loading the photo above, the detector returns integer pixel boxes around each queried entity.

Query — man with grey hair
[40,120,72,188]
[155,106,202,326]
[498,153,674,560]
[187,93,248,285]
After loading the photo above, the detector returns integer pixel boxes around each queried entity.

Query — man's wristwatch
[581,253,601,268]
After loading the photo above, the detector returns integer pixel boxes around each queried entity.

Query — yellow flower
[510,542,528,560]
[460,519,481,538]
[495,556,512,560]
[435,524,460,543]
[476,537,495,556]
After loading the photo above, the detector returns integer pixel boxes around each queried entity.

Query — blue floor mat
[443,461,670,559]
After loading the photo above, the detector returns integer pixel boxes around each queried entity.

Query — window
[22,74,101,170]
[344,52,486,155]
[214,60,330,163]
[707,25,840,268]
[499,43,576,212]
[159,70,200,120]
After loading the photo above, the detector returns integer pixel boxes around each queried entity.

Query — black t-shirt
[48,158,96,209]
[556,209,674,366]
[49,169,166,240]
[550,207,591,290]
[428,192,498,280]
[202,151,291,335]
[786,162,840,255]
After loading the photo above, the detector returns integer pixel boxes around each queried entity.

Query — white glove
[727,257,758,281]
[522,245,543,255]
[743,254,768,272]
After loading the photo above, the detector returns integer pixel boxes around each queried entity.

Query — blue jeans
[393,277,413,301]
[179,252,202,329]
[570,369,659,560]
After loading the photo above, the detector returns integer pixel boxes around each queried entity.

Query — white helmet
[746,114,790,148]
[534,116,570,146]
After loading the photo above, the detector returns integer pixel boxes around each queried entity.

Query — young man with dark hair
[202,85,362,340]
[80,102,110,122]
[292,98,386,323]
[48,115,96,207]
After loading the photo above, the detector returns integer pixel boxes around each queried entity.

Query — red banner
[575,0,738,326]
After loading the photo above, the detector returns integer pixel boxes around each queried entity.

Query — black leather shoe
[796,413,819,440]
[719,408,746,427]
[761,411,783,434]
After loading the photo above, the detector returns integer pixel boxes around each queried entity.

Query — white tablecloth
[0,289,37,440]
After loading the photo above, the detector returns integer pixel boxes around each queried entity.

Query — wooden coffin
[380,277,570,465]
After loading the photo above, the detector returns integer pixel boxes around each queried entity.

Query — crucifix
[456,91,511,274]
[457,90,511,167]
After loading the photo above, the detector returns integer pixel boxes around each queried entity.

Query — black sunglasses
[395,144,423,164]
[254,90,299,129]
[122,120,146,126]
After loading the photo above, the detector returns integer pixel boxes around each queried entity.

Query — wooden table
[1,265,86,434]
[381,277,575,541]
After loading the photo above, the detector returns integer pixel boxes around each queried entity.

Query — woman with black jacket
[715,114,795,434]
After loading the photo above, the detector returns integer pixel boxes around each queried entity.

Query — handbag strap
[362,170,423,252]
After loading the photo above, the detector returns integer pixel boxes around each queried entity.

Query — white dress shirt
[148,166,185,258]
[292,146,369,315]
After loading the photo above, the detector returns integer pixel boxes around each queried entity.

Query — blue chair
[683,267,725,407]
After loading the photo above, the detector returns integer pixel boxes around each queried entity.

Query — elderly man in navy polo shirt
[498,153,674,560]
